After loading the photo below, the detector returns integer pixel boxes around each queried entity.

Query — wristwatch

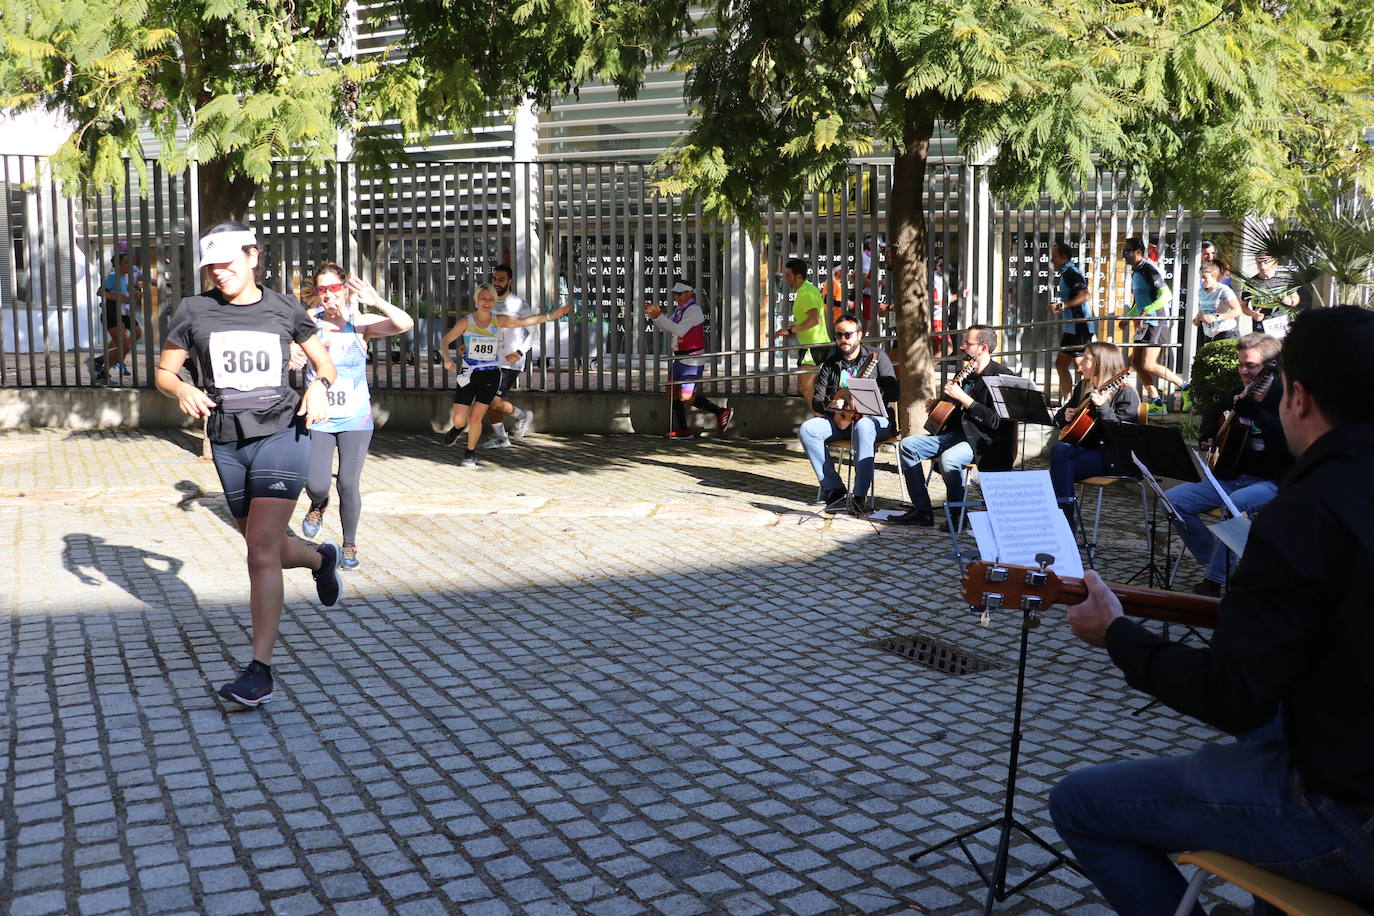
[317,376,333,389]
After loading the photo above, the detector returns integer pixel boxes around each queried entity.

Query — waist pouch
[215,386,290,413]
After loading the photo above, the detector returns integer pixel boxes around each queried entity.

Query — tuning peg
[1035,553,1054,571]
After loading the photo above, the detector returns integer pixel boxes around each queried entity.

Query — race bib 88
[324,377,363,419]
[209,330,282,391]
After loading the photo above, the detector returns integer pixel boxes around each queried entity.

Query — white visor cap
[670,281,694,293]
[197,230,259,268]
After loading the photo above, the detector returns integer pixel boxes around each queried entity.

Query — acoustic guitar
[827,352,880,430]
[1207,359,1279,480]
[1057,368,1134,445]
[962,559,1219,630]
[923,356,977,434]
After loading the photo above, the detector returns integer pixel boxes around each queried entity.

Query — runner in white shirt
[479,264,539,448]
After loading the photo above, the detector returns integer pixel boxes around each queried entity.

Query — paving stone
[0,429,1224,916]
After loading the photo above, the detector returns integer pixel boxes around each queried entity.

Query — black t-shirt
[165,286,316,444]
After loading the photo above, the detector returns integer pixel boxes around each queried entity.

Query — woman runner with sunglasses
[295,263,413,570]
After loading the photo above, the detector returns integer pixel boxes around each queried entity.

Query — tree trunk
[889,115,937,435]
[197,159,257,228]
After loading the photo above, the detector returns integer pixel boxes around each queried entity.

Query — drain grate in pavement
[866,633,1003,675]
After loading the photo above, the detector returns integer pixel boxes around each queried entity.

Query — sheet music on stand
[837,377,887,417]
[980,375,1055,425]
[1131,452,1186,524]
[966,470,1084,579]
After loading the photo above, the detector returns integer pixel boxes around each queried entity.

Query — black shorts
[103,301,137,331]
[1059,325,1093,354]
[453,368,502,406]
[799,345,831,368]
[210,418,311,519]
[497,367,520,398]
[1133,322,1171,346]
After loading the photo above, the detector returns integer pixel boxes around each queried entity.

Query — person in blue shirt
[1119,237,1186,415]
[1049,242,1094,401]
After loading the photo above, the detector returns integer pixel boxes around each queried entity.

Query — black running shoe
[442,427,462,447]
[314,541,343,606]
[218,660,273,707]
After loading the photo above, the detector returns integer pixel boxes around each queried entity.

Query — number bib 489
[209,330,282,390]
[467,336,497,361]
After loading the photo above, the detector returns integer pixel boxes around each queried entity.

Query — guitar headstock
[962,554,1068,624]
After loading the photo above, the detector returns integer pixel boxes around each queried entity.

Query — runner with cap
[645,278,732,438]
[89,240,144,383]
[155,221,343,709]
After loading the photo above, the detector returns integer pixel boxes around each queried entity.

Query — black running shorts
[211,418,311,519]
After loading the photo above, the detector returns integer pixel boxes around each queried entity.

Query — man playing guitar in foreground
[1049,306,1374,916]
[1165,332,1290,597]
[797,313,899,515]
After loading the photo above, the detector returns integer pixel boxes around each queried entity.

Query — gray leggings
[305,429,373,545]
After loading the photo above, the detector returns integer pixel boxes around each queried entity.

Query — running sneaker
[340,545,360,571]
[313,541,343,606]
[1147,399,1168,416]
[478,435,511,450]
[218,659,273,708]
[1178,383,1193,412]
[115,362,133,378]
[442,427,462,447]
[512,410,534,439]
[301,504,326,538]
[717,407,735,434]
[87,355,106,383]
[664,428,695,439]
[460,449,478,468]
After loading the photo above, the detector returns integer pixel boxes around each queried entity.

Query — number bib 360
[209,330,282,390]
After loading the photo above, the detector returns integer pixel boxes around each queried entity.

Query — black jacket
[945,359,1018,470]
[1105,422,1374,805]
[812,345,899,426]
[1054,380,1141,474]
[1200,377,1291,481]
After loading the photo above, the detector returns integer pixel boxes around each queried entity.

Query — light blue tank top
[462,314,502,372]
[308,311,373,432]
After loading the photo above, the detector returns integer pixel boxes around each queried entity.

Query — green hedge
[1188,338,1240,413]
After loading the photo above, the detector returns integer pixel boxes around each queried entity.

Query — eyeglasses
[1120,249,1133,258]
[836,330,861,338]
[316,282,345,294]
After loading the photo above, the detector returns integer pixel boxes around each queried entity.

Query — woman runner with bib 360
[439,283,569,467]
[295,263,413,571]
[156,222,343,710]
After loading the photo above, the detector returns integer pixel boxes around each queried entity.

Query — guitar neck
[1055,578,1219,629]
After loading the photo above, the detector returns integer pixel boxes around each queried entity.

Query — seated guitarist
[890,324,1017,526]
[1050,306,1374,916]
[1049,341,1140,529]
[798,313,899,514]
[1166,332,1290,597]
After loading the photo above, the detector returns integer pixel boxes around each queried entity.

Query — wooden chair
[1173,850,1370,916]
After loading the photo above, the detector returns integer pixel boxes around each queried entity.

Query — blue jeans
[798,414,894,499]
[1166,475,1278,583]
[898,432,974,512]
[1050,722,1374,916]
[1048,441,1111,504]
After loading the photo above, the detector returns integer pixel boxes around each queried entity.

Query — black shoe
[888,508,934,527]
[218,660,273,708]
[442,428,462,447]
[810,487,846,508]
[849,497,874,517]
[314,541,343,606]
[1191,578,1222,598]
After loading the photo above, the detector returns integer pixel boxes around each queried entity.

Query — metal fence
[2,154,1237,399]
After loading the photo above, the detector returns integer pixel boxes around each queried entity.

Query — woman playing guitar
[1048,341,1141,529]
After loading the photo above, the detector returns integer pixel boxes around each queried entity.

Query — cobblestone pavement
[0,428,1241,916]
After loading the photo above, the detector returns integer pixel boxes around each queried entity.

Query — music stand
[1101,424,1198,483]
[909,553,1083,914]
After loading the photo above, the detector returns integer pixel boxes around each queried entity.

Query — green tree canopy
[0,0,360,222]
